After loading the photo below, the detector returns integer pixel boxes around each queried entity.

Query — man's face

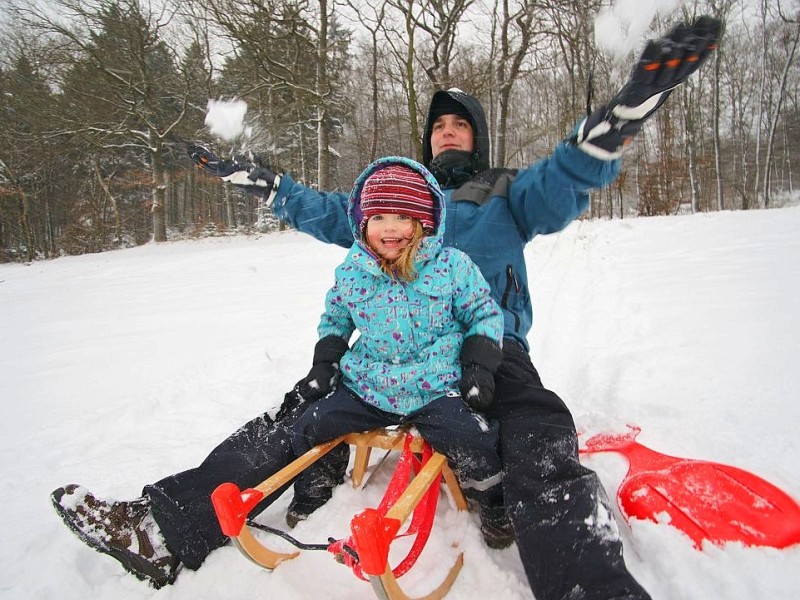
[430,114,474,158]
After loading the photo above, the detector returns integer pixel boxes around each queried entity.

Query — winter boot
[285,490,333,529]
[286,444,348,528]
[478,501,515,549]
[51,484,180,588]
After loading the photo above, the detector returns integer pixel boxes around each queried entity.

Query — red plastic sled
[580,425,800,549]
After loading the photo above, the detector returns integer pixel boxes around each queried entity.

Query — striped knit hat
[360,165,435,232]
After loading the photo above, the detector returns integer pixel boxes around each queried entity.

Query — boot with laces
[51,484,180,588]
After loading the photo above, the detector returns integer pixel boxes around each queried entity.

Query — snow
[205,98,251,142]
[2,205,800,599]
[594,0,685,59]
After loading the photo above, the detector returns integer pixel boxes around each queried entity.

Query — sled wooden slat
[384,451,447,523]
[346,429,467,510]
[439,464,468,511]
[253,437,347,497]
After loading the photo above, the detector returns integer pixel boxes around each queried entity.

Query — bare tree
[9,0,192,242]
[707,0,737,212]
[374,0,474,160]
[483,0,540,166]
[763,2,800,207]
[343,1,388,161]
[197,0,351,190]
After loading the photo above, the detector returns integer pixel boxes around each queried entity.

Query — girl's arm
[317,279,357,342]
[448,249,503,344]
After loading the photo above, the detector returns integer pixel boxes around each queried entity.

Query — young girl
[291,156,511,548]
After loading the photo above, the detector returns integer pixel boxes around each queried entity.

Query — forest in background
[0,0,798,262]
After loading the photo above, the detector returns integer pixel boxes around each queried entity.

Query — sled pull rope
[245,520,361,561]
[245,520,331,551]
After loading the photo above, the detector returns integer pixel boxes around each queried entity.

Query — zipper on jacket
[501,264,522,332]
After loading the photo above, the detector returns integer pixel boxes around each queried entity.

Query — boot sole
[50,487,177,589]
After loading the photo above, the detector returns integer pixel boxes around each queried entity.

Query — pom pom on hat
[360,165,435,232]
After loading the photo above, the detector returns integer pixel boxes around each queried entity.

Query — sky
[2,203,799,599]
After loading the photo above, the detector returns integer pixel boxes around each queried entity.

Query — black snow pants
[143,390,348,570]
[487,339,650,600]
[291,386,503,506]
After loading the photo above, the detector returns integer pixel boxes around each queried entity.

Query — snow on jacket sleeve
[446,248,504,346]
[269,174,354,249]
[508,139,622,240]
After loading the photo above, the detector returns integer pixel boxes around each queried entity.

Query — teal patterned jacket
[318,156,503,415]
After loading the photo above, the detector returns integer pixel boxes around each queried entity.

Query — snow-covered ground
[2,206,799,599]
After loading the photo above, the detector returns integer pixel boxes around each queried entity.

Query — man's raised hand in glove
[574,15,722,160]
[187,144,280,195]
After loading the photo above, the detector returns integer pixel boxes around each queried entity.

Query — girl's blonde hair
[364,218,426,282]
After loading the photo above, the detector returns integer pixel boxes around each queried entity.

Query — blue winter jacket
[318,157,503,415]
[272,142,619,351]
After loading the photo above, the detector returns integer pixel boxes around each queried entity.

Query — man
[51,16,720,600]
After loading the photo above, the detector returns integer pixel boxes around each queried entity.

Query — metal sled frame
[211,428,468,600]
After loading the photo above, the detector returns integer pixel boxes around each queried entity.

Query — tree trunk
[18,194,34,261]
[682,87,699,214]
[763,22,799,208]
[224,184,237,229]
[92,158,121,243]
[753,0,769,208]
[370,29,380,161]
[402,3,421,161]
[316,0,331,190]
[713,35,724,211]
[151,145,168,242]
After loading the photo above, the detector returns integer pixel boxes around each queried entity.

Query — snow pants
[487,339,650,600]
[143,390,349,570]
[291,386,503,505]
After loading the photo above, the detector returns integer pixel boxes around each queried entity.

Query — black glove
[460,335,503,412]
[574,15,722,160]
[187,143,278,194]
[274,384,307,422]
[298,335,350,402]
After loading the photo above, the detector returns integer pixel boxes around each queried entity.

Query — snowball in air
[205,99,248,141]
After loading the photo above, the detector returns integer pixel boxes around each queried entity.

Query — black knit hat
[428,94,474,127]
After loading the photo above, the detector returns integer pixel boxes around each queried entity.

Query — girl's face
[365,213,415,261]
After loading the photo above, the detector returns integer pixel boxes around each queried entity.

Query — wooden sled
[211,428,468,600]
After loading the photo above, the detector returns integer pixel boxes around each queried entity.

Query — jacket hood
[422,88,491,173]
[348,156,446,244]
